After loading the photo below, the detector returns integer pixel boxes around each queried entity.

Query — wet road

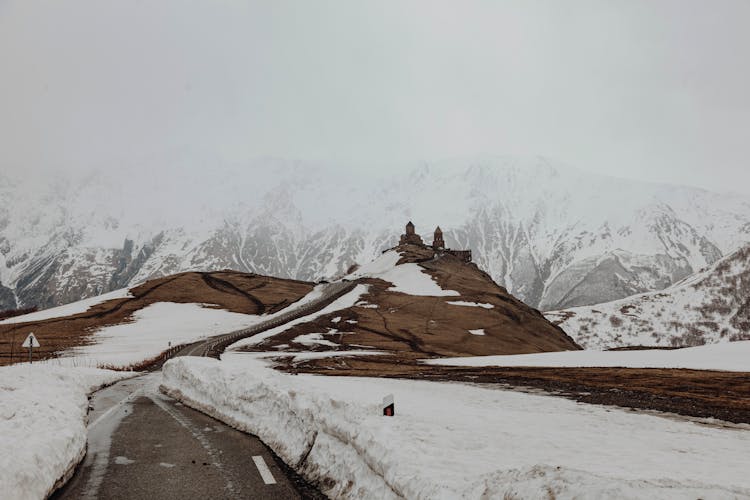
[52,282,357,499]
[53,374,303,500]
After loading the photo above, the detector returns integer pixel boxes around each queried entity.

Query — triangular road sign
[22,333,40,348]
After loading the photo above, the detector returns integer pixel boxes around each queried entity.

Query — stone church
[398,221,472,263]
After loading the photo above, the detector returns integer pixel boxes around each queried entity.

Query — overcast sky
[1,1,749,193]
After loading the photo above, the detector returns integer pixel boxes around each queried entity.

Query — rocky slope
[2,156,749,311]
[236,244,581,365]
[546,244,750,349]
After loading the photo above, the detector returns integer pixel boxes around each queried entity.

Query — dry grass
[0,307,38,321]
[279,354,750,423]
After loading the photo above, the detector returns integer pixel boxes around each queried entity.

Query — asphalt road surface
[52,373,310,500]
[52,283,358,499]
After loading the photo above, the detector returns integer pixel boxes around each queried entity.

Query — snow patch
[350,250,459,297]
[447,301,494,309]
[293,333,340,348]
[468,329,486,336]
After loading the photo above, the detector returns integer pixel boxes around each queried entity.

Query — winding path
[52,281,356,500]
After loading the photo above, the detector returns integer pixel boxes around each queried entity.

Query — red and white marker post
[382,394,395,416]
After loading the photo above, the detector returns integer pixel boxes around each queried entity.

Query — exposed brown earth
[241,244,580,357]
[269,354,750,424]
[0,306,38,320]
[0,271,314,366]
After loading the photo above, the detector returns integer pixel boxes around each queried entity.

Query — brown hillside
[241,245,581,361]
[0,271,314,365]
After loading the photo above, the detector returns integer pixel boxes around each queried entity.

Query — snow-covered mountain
[546,243,750,349]
[2,156,749,311]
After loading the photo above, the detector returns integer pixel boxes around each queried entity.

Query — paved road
[53,282,355,500]
[53,374,304,500]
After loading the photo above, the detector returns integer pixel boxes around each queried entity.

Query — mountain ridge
[546,243,750,349]
[2,156,749,311]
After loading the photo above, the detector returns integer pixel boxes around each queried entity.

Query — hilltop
[230,243,580,374]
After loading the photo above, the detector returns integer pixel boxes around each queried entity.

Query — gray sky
[1,1,749,193]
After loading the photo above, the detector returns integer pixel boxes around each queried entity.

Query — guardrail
[195,281,357,359]
[144,344,184,369]
[158,345,183,362]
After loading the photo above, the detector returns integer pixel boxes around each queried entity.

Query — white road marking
[89,385,145,429]
[252,456,277,485]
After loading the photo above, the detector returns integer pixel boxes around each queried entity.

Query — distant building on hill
[432,226,445,250]
[399,221,424,246]
[397,222,472,263]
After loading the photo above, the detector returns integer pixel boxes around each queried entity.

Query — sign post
[21,333,40,364]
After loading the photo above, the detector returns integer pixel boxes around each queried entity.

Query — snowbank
[349,250,459,296]
[0,364,134,500]
[425,341,750,372]
[161,356,750,499]
[0,288,132,325]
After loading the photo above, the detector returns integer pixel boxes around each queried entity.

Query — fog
[1,1,749,194]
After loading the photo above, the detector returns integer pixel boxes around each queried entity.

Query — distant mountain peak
[1,156,749,312]
[547,243,750,349]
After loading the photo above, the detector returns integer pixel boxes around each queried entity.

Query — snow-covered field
[59,302,267,368]
[348,250,459,296]
[0,364,134,500]
[162,356,750,499]
[425,341,750,372]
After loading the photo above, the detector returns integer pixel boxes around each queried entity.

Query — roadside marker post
[382,394,395,416]
[21,333,40,364]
